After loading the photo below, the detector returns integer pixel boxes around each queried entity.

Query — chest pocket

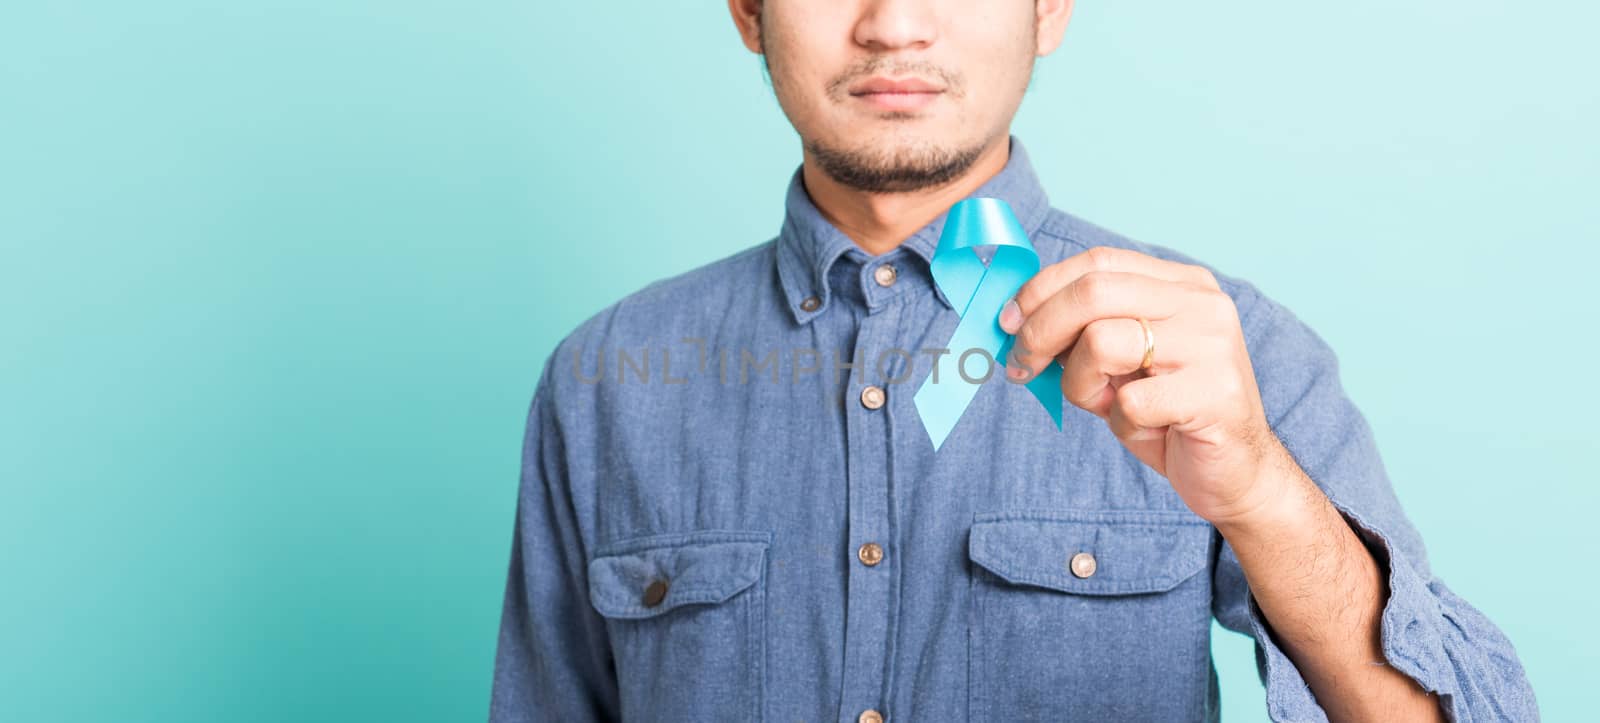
[966,510,1215,722]
[588,530,772,722]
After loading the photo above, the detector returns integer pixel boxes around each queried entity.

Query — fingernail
[1006,364,1031,383]
[998,299,1021,333]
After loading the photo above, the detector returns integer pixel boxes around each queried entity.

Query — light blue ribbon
[913,197,1064,450]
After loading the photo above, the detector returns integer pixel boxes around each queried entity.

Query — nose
[853,0,939,52]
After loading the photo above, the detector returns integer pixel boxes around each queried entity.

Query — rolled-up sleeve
[489,353,618,722]
[1211,283,1539,722]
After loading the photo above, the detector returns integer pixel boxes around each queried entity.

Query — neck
[800,135,1011,257]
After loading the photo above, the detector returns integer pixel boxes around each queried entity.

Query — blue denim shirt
[490,136,1537,722]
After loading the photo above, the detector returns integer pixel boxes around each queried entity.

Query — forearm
[1214,450,1445,723]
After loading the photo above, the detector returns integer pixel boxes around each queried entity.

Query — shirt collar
[775,134,1052,324]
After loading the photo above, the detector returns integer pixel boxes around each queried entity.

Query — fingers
[1003,271,1205,379]
[1055,313,1212,417]
[1009,246,1220,320]
[1056,317,1156,415]
[1104,370,1203,442]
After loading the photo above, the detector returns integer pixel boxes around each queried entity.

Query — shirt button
[1069,551,1097,579]
[858,710,884,723]
[857,542,884,567]
[800,295,821,312]
[872,263,898,287]
[859,385,886,410]
[642,579,669,607]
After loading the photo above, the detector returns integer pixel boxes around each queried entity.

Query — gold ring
[1137,317,1155,371]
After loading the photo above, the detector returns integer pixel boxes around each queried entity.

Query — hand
[998,246,1293,526]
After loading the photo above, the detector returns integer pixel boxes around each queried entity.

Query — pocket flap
[969,510,1212,595]
[588,530,772,619]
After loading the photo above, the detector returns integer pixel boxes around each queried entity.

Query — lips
[848,76,944,96]
[847,75,945,112]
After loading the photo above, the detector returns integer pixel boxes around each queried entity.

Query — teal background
[3,2,1594,721]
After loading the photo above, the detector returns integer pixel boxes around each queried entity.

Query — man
[490,1,1537,720]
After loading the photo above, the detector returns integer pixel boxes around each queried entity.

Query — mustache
[827,57,965,99]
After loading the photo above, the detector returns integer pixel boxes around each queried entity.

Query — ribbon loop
[913,198,1064,450]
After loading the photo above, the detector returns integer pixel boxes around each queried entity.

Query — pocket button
[642,579,669,607]
[1069,551,1097,579]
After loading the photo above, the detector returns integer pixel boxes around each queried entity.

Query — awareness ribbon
[912,197,1064,450]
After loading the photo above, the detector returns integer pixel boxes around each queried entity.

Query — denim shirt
[489,136,1537,722]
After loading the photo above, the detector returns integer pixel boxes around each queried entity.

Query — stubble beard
[805,135,987,194]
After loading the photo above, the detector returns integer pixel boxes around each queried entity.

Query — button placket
[836,295,898,723]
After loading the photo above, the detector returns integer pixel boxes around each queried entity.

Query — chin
[841,122,940,148]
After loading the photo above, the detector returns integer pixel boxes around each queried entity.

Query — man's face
[752,1,1045,193]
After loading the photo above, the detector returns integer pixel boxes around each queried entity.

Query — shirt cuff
[1245,495,1451,722]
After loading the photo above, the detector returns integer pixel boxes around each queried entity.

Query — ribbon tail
[1024,363,1064,429]
[913,309,995,451]
[912,371,971,452]
[996,333,1065,430]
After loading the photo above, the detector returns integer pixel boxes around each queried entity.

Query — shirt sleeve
[489,356,619,722]
[1210,285,1540,722]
